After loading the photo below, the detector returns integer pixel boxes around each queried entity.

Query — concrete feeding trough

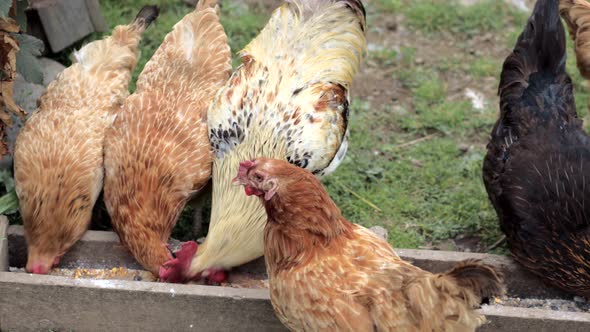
[1,216,590,331]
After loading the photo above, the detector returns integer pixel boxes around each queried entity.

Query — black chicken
[483,0,590,297]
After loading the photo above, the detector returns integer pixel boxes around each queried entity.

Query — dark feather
[483,0,590,297]
[445,259,505,301]
[133,5,160,31]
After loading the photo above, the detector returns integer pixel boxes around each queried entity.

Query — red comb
[238,160,256,178]
[159,241,198,283]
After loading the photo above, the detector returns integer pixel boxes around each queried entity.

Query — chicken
[483,0,590,296]
[12,6,158,274]
[234,158,505,332]
[103,0,231,276]
[159,0,366,283]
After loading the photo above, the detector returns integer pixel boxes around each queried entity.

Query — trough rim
[4,220,590,328]
[3,271,590,324]
[0,270,270,300]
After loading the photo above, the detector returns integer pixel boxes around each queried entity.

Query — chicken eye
[254,173,264,182]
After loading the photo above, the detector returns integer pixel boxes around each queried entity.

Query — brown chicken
[235,158,505,332]
[13,6,158,274]
[103,0,231,276]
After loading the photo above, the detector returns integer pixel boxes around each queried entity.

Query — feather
[186,0,367,278]
[13,6,158,274]
[103,2,231,276]
[483,0,590,297]
[157,0,370,282]
[237,158,505,331]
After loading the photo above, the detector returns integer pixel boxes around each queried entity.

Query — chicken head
[234,159,281,201]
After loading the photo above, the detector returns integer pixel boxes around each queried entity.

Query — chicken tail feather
[242,0,366,88]
[131,5,160,33]
[402,259,505,330]
[134,0,231,95]
[492,0,575,145]
[285,0,366,31]
[444,259,506,302]
[499,0,565,105]
[73,5,159,73]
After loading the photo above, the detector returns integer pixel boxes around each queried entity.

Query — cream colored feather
[188,0,366,276]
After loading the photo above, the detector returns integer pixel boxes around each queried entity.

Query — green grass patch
[396,66,434,89]
[414,77,446,105]
[370,48,399,66]
[322,101,503,249]
[375,0,402,13]
[469,57,501,78]
[435,57,465,73]
[398,0,527,37]
[396,69,495,136]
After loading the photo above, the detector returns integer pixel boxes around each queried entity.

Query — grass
[323,101,501,249]
[469,57,501,78]
[6,0,590,255]
[375,0,402,12]
[398,0,528,37]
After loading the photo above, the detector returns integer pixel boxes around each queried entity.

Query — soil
[354,3,507,120]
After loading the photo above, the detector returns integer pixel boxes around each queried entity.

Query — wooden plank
[479,306,590,332]
[84,0,106,32]
[0,216,7,272]
[0,272,285,332]
[4,227,590,331]
[6,226,574,300]
[30,0,95,52]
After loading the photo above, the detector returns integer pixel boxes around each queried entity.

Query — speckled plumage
[13,7,158,273]
[186,0,367,277]
[236,158,505,332]
[484,0,590,297]
[103,0,231,276]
